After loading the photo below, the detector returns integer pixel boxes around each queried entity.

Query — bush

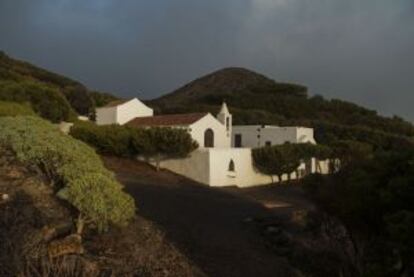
[70,121,134,156]
[0,116,135,232]
[0,80,74,122]
[0,101,35,117]
[70,122,198,165]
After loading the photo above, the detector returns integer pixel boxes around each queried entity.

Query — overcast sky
[1,0,413,120]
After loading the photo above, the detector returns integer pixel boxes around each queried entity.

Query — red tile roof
[126,113,208,127]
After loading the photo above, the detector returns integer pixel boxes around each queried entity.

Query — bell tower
[217,102,232,138]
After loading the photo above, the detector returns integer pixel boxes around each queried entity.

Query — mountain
[0,51,119,121]
[150,67,414,149]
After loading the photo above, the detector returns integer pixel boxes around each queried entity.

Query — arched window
[204,129,214,148]
[228,159,235,172]
[226,117,230,131]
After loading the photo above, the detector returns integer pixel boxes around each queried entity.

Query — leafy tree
[0,116,135,233]
[253,144,302,182]
[134,127,199,171]
[253,143,332,183]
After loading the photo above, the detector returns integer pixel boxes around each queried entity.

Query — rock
[242,217,254,224]
[48,234,84,259]
[6,168,24,179]
[1,193,9,201]
[291,210,308,227]
[265,225,281,234]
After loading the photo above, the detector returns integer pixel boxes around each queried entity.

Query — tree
[134,127,198,171]
[253,143,332,183]
[252,143,302,183]
[329,140,373,167]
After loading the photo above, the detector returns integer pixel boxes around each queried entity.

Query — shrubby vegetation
[304,148,414,276]
[0,80,74,122]
[0,51,98,117]
[0,100,35,117]
[0,116,135,232]
[90,91,120,107]
[62,85,95,116]
[252,143,331,182]
[70,121,198,169]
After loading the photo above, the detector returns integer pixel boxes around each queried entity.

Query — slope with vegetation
[149,67,414,150]
[0,51,120,121]
[0,116,135,232]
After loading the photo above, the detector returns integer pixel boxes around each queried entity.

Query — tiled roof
[126,113,208,127]
[103,99,131,107]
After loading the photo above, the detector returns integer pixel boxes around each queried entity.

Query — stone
[48,234,84,259]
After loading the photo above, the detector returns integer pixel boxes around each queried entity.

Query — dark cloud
[0,0,413,120]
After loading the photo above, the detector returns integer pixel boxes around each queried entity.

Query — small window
[228,160,235,172]
[235,134,242,148]
[265,141,272,147]
[226,117,230,131]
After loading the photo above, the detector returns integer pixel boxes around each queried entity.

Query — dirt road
[104,157,313,277]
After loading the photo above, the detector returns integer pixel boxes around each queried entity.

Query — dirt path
[104,157,313,277]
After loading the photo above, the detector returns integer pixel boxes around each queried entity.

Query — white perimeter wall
[155,150,211,185]
[159,148,329,188]
[232,126,316,148]
[189,114,231,148]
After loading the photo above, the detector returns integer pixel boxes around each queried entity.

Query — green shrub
[0,101,35,117]
[70,122,198,164]
[0,80,74,122]
[70,121,135,156]
[0,116,135,232]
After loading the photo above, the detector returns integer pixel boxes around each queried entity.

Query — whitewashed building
[96,98,153,126]
[97,98,329,187]
[232,125,316,148]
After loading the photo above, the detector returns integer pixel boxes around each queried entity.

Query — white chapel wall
[189,114,231,148]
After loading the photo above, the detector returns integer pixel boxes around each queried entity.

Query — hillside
[0,51,119,120]
[150,68,414,149]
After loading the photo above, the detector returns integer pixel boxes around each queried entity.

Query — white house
[96,98,154,126]
[232,125,316,148]
[97,99,329,187]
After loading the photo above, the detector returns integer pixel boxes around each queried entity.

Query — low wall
[156,148,327,188]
